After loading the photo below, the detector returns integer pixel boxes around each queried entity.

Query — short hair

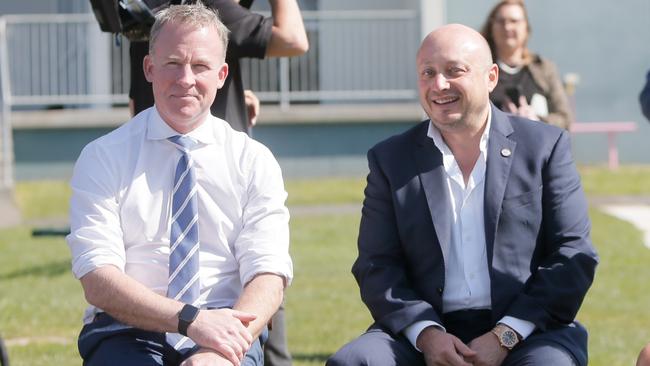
[149,3,229,62]
[480,0,532,64]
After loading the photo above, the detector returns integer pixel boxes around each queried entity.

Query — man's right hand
[416,326,476,366]
[186,308,257,366]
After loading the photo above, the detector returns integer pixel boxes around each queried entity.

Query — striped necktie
[166,135,200,351]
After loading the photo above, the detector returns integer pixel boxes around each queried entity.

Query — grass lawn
[2,166,650,365]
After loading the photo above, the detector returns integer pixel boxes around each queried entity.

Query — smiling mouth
[433,96,459,105]
[173,94,198,100]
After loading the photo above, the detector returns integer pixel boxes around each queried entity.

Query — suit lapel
[484,107,516,267]
[413,121,452,263]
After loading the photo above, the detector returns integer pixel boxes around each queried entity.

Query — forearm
[266,0,309,57]
[80,265,182,333]
[233,273,284,338]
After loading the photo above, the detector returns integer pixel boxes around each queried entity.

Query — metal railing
[242,10,419,108]
[0,10,420,188]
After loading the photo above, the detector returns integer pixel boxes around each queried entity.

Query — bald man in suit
[327,24,598,366]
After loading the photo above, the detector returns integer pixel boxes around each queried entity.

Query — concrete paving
[600,204,650,249]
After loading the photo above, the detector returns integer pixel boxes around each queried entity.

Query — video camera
[89,0,171,41]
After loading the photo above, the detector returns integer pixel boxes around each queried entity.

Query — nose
[432,73,449,92]
[176,64,196,88]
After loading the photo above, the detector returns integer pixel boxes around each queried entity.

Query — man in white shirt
[66,4,291,366]
[327,24,598,366]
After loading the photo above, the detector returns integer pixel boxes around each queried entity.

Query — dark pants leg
[326,326,424,366]
[327,310,492,366]
[264,302,292,366]
[79,313,266,366]
[503,339,578,366]
[79,314,168,366]
[83,333,167,366]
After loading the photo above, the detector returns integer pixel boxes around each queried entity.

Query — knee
[327,341,392,366]
[506,341,579,366]
[637,343,650,366]
[327,345,367,366]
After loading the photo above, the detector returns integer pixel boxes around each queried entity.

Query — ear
[143,54,154,83]
[215,62,229,89]
[486,63,499,92]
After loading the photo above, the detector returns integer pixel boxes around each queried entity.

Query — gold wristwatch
[491,324,521,350]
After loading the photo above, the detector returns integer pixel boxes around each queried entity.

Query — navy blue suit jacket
[352,106,598,364]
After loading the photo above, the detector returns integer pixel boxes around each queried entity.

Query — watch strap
[178,304,200,337]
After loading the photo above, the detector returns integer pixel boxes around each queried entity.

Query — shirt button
[437,287,443,294]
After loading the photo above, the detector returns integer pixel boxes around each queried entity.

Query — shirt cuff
[403,320,446,352]
[499,316,536,340]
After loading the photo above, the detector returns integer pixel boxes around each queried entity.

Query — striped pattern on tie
[166,135,200,352]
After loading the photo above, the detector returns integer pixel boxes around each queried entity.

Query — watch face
[501,329,518,347]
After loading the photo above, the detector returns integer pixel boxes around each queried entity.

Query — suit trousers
[78,313,266,366]
[326,310,579,366]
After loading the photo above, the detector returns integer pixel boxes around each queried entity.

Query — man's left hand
[467,331,509,366]
[180,348,234,366]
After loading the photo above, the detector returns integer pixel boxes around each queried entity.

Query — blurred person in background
[640,69,650,121]
[481,0,573,130]
[636,71,650,366]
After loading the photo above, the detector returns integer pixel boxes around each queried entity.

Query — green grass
[580,165,650,196]
[580,210,650,365]
[14,180,71,221]
[2,166,650,365]
[285,178,366,206]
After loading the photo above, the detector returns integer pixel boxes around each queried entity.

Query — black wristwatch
[178,304,200,336]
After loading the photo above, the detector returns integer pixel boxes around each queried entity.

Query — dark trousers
[327,310,582,366]
[78,313,266,366]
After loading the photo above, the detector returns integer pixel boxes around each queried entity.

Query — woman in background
[481,0,573,130]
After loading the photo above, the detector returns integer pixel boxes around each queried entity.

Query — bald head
[415,23,498,135]
[418,24,493,68]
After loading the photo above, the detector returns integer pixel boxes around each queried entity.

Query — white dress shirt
[404,111,535,349]
[67,107,292,324]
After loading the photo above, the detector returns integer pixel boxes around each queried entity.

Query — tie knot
[168,135,197,152]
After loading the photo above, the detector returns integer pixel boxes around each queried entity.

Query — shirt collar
[145,107,217,145]
[427,106,492,161]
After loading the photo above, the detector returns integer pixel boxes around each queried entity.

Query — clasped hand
[418,327,508,366]
[184,308,257,366]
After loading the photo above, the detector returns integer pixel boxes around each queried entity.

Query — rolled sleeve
[66,144,126,279]
[235,144,292,287]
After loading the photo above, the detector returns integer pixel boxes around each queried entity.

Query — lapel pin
[500,148,512,157]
